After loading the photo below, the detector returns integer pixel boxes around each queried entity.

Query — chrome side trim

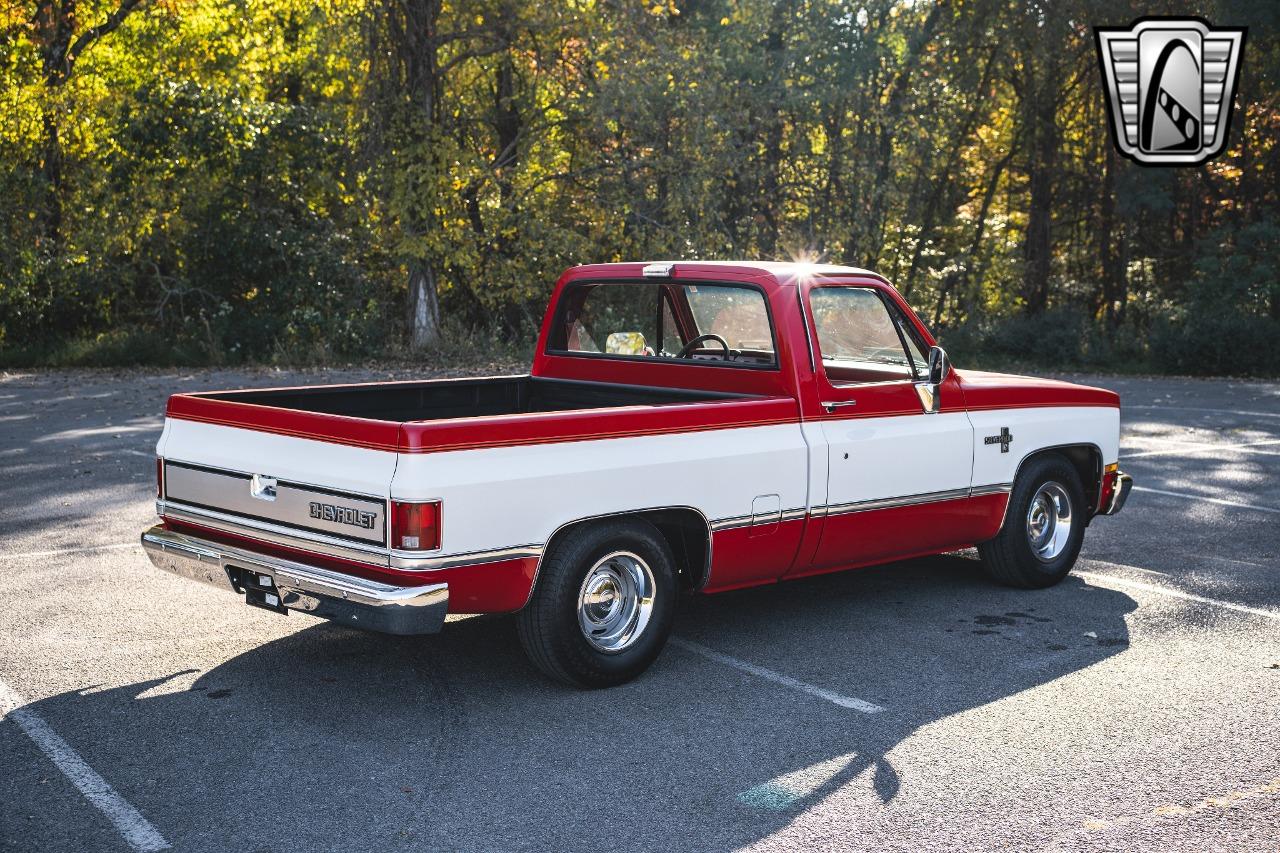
[824,487,971,517]
[390,544,545,571]
[159,499,390,565]
[822,483,1012,518]
[141,526,449,635]
[970,482,1015,498]
[710,506,807,533]
[710,513,753,533]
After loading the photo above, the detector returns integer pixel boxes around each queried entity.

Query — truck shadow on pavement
[13,554,1136,851]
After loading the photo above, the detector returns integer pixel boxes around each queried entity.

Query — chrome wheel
[1026,481,1074,562]
[576,551,655,654]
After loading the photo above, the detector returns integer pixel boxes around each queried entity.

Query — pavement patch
[671,638,885,714]
[0,677,170,852]
[1079,568,1280,623]
[1130,486,1280,515]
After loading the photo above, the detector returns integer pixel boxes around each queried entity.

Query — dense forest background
[0,0,1276,374]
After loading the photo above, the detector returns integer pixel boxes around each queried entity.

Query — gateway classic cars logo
[1094,17,1246,166]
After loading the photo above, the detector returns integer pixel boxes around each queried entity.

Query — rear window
[546,282,777,369]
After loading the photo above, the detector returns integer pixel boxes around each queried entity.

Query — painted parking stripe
[671,637,885,714]
[1078,569,1280,623]
[0,677,170,852]
[1131,485,1280,515]
[1126,404,1280,419]
[0,542,137,562]
[1123,438,1280,459]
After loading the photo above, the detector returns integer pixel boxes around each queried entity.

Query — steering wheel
[677,334,731,360]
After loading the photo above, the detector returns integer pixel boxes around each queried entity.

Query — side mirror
[927,346,950,386]
[916,346,950,414]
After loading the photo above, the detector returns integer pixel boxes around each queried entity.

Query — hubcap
[1025,481,1074,562]
[577,551,655,654]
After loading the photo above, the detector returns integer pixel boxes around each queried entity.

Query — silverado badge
[985,427,1013,453]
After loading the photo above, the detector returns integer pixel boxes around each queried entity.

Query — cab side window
[809,287,920,385]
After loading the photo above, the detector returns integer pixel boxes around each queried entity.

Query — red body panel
[956,370,1120,411]
[704,518,808,593]
[796,494,1008,578]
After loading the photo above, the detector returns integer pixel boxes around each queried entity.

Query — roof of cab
[564,260,887,287]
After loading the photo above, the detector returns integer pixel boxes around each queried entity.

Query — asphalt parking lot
[2,368,1278,852]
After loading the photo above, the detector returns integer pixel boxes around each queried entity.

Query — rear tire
[517,519,676,688]
[978,453,1086,589]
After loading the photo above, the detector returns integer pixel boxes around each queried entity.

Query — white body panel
[820,411,974,507]
[391,423,809,556]
[161,419,398,499]
[968,406,1121,488]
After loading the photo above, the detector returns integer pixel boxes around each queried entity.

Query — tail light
[156,457,165,499]
[391,500,441,551]
[1098,462,1119,511]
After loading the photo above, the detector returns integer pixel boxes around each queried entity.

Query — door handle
[822,400,857,413]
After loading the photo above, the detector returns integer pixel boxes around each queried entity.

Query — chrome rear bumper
[141,526,448,635]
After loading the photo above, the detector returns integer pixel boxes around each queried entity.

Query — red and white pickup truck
[143,261,1132,687]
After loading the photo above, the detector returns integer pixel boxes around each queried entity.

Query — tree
[22,0,148,240]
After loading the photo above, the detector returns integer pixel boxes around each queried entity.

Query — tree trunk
[956,147,1013,323]
[408,261,441,349]
[1099,144,1126,327]
[39,105,64,243]
[1021,94,1057,315]
[756,0,790,257]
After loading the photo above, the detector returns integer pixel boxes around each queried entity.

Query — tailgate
[157,415,398,559]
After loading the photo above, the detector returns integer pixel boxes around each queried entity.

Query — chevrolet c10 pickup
[142,261,1132,687]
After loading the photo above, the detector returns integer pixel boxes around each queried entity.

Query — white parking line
[671,637,885,713]
[1078,569,1280,623]
[1131,485,1280,515]
[0,542,137,562]
[1126,404,1280,420]
[0,677,170,852]
[1123,437,1280,459]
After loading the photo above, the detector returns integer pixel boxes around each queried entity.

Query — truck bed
[198,376,740,423]
[158,373,800,566]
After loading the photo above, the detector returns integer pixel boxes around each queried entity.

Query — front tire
[979,453,1086,589]
[517,519,676,688]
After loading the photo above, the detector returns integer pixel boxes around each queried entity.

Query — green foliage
[0,0,1277,373]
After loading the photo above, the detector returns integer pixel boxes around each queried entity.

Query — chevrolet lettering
[142,261,1133,688]
[309,501,377,530]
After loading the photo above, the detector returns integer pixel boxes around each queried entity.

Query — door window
[808,287,922,385]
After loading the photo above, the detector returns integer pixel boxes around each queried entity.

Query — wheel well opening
[1022,445,1102,519]
[544,508,711,592]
